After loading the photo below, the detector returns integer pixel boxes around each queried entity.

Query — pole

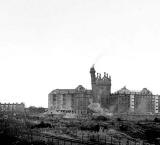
[111,136,113,145]
[82,133,83,143]
[119,138,121,145]
[98,134,100,143]
[57,139,59,145]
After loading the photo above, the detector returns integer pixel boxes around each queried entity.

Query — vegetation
[92,115,110,121]
[154,117,160,122]
[1,112,160,145]
[0,134,49,145]
[27,106,46,114]
[31,121,52,129]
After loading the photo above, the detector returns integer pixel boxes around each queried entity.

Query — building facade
[90,65,111,108]
[48,85,93,116]
[48,66,160,115]
[0,103,25,113]
[109,87,159,114]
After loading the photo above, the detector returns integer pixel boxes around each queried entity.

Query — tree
[27,106,46,114]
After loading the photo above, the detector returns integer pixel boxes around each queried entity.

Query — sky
[0,0,160,107]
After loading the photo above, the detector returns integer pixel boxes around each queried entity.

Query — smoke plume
[92,53,105,65]
[88,103,112,117]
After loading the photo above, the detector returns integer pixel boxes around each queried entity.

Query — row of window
[55,109,88,114]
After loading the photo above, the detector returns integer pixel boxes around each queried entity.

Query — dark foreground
[1,113,160,145]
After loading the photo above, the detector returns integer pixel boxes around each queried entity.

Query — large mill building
[48,66,160,116]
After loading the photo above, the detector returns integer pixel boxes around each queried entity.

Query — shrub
[154,117,160,123]
[92,116,109,121]
[117,117,122,121]
[119,124,128,131]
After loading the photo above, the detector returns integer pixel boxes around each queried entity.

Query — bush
[80,122,100,131]
[92,116,109,121]
[119,124,128,131]
[154,117,160,123]
[117,117,122,121]
[31,121,52,129]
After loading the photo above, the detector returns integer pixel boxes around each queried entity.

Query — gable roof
[49,85,92,95]
[114,86,152,95]
[115,86,131,94]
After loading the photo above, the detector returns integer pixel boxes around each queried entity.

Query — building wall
[48,66,160,116]
[90,66,111,107]
[48,86,93,115]
[106,94,118,113]
[108,94,130,113]
[62,94,72,110]
[118,94,130,113]
[108,94,158,114]
[130,94,135,112]
[134,95,154,113]
[154,95,159,113]
[72,93,90,115]
[157,95,160,113]
[0,103,25,112]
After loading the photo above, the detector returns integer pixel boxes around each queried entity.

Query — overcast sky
[0,0,160,107]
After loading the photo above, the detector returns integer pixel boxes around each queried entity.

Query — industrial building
[48,66,160,116]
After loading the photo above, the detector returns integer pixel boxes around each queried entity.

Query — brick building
[48,66,160,116]
[48,85,92,116]
[90,65,111,108]
[109,87,159,114]
[0,103,25,113]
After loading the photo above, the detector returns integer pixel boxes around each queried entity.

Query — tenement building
[48,85,93,116]
[110,87,159,114]
[48,66,160,116]
[0,103,25,113]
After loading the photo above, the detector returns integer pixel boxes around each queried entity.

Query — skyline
[0,0,160,107]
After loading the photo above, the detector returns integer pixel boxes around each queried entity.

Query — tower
[90,65,97,102]
[95,72,111,107]
[90,64,96,90]
[90,65,111,107]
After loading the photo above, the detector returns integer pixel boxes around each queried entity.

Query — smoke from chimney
[92,53,105,66]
